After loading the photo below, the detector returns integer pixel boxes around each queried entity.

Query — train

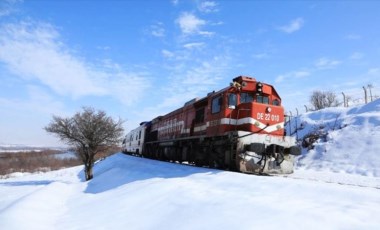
[122,76,300,174]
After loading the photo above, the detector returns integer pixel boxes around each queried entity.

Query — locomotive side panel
[155,103,197,141]
[192,98,208,136]
[183,104,196,137]
[157,109,183,141]
[131,75,300,174]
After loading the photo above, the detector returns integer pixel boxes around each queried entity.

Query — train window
[241,92,253,103]
[212,96,222,114]
[257,95,269,104]
[195,108,205,123]
[273,99,280,106]
[228,94,237,107]
[139,130,141,139]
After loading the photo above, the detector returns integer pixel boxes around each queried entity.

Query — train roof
[148,75,281,122]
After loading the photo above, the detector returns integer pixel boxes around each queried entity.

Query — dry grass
[0,146,121,177]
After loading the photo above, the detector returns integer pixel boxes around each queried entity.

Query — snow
[1,100,380,229]
[1,154,380,230]
[289,99,380,177]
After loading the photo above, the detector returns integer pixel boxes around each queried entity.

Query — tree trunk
[84,164,93,181]
[84,155,94,181]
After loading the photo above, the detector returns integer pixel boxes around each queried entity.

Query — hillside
[288,99,380,178]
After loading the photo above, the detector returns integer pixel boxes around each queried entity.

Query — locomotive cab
[206,76,284,136]
[205,76,299,174]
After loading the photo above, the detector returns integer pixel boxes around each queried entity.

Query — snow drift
[1,154,380,230]
[288,98,380,177]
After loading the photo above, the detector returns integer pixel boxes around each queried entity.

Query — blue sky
[1,0,380,146]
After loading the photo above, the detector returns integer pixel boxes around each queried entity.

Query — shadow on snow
[0,180,54,186]
[82,153,220,194]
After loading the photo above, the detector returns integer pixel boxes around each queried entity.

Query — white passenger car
[122,122,148,156]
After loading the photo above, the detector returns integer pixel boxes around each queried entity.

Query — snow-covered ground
[1,154,379,230]
[1,100,380,230]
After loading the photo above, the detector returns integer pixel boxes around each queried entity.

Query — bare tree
[45,107,124,180]
[310,90,338,110]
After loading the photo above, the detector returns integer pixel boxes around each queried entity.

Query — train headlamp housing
[256,82,263,95]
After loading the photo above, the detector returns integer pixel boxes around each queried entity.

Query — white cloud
[176,12,207,35]
[294,71,310,78]
[252,53,269,59]
[182,59,225,86]
[275,71,310,84]
[368,68,380,75]
[142,55,230,117]
[107,72,151,106]
[275,75,285,83]
[0,8,12,17]
[349,52,364,60]
[14,85,66,114]
[162,49,174,58]
[0,22,104,97]
[278,18,304,34]
[345,34,361,40]
[96,46,110,51]
[198,31,214,37]
[150,22,165,37]
[183,42,205,49]
[0,21,151,106]
[0,84,70,146]
[315,57,342,69]
[0,0,21,17]
[198,1,219,13]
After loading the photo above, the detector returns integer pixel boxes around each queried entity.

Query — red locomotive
[122,76,300,174]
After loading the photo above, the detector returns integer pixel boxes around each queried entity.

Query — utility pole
[341,92,346,107]
[363,86,368,104]
[288,111,292,136]
[295,108,299,140]
[368,84,373,102]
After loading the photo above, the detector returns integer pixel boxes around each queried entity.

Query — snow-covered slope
[1,100,380,229]
[1,154,380,230]
[287,99,380,177]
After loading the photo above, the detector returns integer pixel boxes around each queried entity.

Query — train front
[226,76,300,174]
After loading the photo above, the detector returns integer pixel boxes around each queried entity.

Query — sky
[1,0,380,146]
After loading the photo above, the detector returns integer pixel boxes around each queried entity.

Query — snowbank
[1,154,380,230]
[288,99,380,177]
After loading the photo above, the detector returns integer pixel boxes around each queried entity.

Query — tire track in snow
[276,174,380,190]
